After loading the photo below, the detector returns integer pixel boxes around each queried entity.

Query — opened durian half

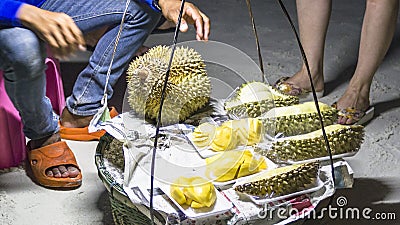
[259,101,338,136]
[126,45,211,125]
[224,81,299,118]
[234,162,319,197]
[255,124,365,162]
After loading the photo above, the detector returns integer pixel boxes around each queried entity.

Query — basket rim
[95,134,126,195]
[95,133,167,224]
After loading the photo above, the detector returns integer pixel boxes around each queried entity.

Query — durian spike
[234,162,319,197]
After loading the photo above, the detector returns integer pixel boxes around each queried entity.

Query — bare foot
[60,107,93,128]
[335,85,370,125]
[29,132,80,178]
[280,67,325,95]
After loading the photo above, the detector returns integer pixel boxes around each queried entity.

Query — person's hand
[158,0,210,41]
[17,4,86,58]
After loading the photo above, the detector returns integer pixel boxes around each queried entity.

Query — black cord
[149,1,186,224]
[245,0,265,82]
[275,1,337,220]
[276,0,336,184]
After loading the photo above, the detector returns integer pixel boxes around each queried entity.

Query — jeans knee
[7,36,47,81]
[127,3,161,31]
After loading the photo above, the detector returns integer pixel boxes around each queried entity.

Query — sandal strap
[274,77,308,96]
[337,107,365,120]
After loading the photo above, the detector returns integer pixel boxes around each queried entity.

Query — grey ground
[1,0,400,224]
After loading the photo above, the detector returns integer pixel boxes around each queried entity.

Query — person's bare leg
[337,0,398,124]
[282,0,331,93]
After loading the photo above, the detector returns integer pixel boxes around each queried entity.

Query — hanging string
[245,0,265,82]
[149,1,186,224]
[102,0,131,104]
[275,0,336,184]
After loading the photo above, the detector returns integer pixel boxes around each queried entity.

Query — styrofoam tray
[157,181,233,219]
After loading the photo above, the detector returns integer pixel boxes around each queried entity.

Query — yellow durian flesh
[221,118,263,146]
[192,118,265,151]
[192,122,217,148]
[264,101,332,117]
[206,150,244,182]
[206,149,267,182]
[170,176,216,209]
[170,185,187,205]
[210,125,238,151]
[237,153,267,178]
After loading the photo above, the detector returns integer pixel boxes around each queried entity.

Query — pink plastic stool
[0,57,65,169]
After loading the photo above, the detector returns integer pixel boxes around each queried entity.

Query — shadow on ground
[303,178,400,225]
[97,190,115,225]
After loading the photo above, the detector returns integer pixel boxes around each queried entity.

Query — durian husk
[126,45,211,125]
[234,162,319,197]
[259,101,338,136]
[224,81,299,118]
[255,124,365,162]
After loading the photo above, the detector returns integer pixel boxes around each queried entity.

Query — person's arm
[17,4,86,58]
[159,0,209,41]
[139,0,210,41]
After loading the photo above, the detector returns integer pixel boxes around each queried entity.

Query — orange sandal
[27,141,82,188]
[60,107,119,141]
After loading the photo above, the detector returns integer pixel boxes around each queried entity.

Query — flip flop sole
[355,107,374,125]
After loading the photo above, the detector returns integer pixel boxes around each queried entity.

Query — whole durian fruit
[259,101,338,136]
[126,45,211,125]
[224,81,299,118]
[234,162,319,197]
[255,124,365,162]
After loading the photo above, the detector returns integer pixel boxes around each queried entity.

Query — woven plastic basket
[95,133,166,225]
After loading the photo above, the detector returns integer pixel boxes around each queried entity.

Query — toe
[46,170,54,177]
[337,116,345,125]
[52,168,62,178]
[67,166,80,178]
[58,166,69,178]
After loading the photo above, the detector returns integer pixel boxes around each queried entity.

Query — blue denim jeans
[0,0,160,140]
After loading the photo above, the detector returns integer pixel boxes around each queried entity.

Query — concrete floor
[1,0,400,224]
